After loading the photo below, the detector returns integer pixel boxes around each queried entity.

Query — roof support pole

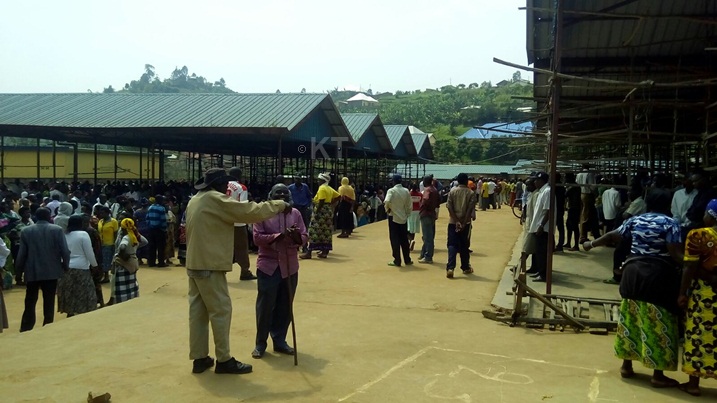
[94,141,98,185]
[277,136,283,179]
[52,141,56,183]
[159,149,165,182]
[1,134,4,184]
[114,145,118,182]
[72,143,78,184]
[546,0,564,295]
[36,137,41,182]
[151,143,156,182]
[139,147,143,182]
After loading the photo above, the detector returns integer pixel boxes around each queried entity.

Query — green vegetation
[103,64,233,94]
[336,72,543,164]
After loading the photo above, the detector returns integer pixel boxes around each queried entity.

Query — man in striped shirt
[147,195,168,267]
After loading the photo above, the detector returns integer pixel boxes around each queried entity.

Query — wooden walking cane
[283,222,300,366]
[286,271,298,366]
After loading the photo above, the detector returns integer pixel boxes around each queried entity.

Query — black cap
[532,172,549,182]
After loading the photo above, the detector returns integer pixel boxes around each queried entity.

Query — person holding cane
[252,184,307,359]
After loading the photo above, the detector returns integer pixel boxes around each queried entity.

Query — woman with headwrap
[251,184,308,358]
[109,218,148,304]
[583,189,683,388]
[57,215,98,317]
[677,198,717,396]
[337,177,355,238]
[53,202,74,232]
[300,173,339,259]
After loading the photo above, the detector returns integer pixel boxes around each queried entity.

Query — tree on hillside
[120,65,234,93]
[103,85,115,93]
[512,70,522,83]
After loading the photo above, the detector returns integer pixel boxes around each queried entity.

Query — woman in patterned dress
[300,173,339,259]
[111,218,148,304]
[678,198,717,396]
[583,189,683,388]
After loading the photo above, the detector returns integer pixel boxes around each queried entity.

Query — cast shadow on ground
[554,251,590,259]
[259,350,329,375]
[529,272,585,290]
[191,352,327,397]
[616,372,717,401]
[450,273,488,282]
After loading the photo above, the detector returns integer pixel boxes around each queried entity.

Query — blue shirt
[146,204,168,230]
[617,213,680,257]
[288,183,313,208]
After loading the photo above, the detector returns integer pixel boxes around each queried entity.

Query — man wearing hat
[525,172,553,282]
[226,167,256,281]
[186,168,291,375]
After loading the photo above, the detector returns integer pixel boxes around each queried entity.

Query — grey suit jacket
[16,221,70,282]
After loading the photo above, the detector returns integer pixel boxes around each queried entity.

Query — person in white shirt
[58,215,98,317]
[487,179,497,209]
[671,176,697,235]
[602,186,622,232]
[526,172,553,282]
[93,194,111,214]
[227,167,256,281]
[384,174,413,267]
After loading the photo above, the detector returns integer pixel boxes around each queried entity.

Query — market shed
[0,93,353,183]
[524,0,717,174]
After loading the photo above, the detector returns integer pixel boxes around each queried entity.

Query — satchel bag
[113,253,139,274]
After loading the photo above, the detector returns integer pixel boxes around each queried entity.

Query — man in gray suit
[16,207,70,332]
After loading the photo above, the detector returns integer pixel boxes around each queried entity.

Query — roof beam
[523,6,717,26]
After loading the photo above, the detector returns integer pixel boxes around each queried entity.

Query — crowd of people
[0,166,715,396]
[507,166,716,397]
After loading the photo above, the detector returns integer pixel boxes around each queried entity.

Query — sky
[0,0,528,94]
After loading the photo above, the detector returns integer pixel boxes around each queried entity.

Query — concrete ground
[0,206,713,402]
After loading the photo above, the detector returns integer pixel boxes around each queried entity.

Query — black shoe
[215,357,253,374]
[240,272,258,281]
[405,260,414,266]
[533,276,547,282]
[273,345,295,356]
[148,264,157,267]
[192,356,215,374]
[525,269,540,275]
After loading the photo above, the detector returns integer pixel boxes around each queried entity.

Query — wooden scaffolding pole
[546,0,564,295]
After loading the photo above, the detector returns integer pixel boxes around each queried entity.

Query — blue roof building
[459,122,533,139]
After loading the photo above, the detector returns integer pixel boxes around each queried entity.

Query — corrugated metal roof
[341,113,378,142]
[527,0,716,62]
[384,125,406,148]
[411,133,427,153]
[0,93,330,129]
[459,122,533,139]
[384,124,417,157]
[340,112,394,154]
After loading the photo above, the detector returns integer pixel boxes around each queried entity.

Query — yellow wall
[0,148,161,180]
